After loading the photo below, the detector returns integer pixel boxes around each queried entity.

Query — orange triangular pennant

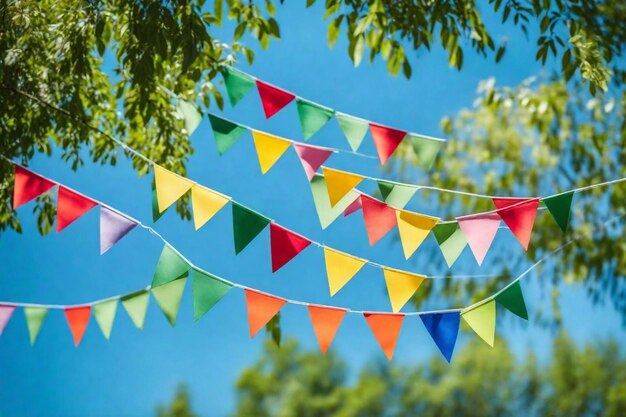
[64,306,91,346]
[244,289,287,338]
[308,305,347,354]
[363,313,405,360]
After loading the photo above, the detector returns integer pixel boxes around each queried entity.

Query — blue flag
[420,312,460,363]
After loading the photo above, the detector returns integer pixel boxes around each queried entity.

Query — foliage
[157,385,199,417]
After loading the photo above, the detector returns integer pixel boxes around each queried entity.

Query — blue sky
[0,2,623,416]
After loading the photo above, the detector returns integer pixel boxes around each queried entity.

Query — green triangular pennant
[176,99,202,135]
[232,202,271,254]
[296,99,335,140]
[152,277,187,326]
[222,67,255,106]
[121,290,150,330]
[152,179,166,222]
[152,244,191,287]
[543,192,574,233]
[376,180,417,209]
[495,281,528,320]
[336,113,369,152]
[208,114,248,155]
[24,307,47,345]
[93,298,118,339]
[409,134,443,170]
[432,222,467,267]
[192,269,232,321]
[310,174,359,229]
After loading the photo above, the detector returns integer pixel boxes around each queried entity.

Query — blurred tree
[157,385,199,417]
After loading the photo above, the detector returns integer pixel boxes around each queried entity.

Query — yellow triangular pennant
[383,267,425,313]
[462,300,496,347]
[191,185,230,230]
[396,210,440,259]
[323,247,366,296]
[321,167,364,207]
[154,165,194,213]
[252,130,292,174]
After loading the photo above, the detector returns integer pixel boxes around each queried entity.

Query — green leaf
[328,15,343,47]
[214,0,223,26]
[353,35,365,67]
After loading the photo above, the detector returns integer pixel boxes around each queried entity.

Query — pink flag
[457,213,500,266]
[0,305,15,335]
[343,194,362,217]
[293,144,333,181]
[492,198,540,250]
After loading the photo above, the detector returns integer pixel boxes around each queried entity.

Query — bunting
[543,192,574,233]
[343,194,362,217]
[462,301,496,347]
[13,165,55,209]
[208,114,247,155]
[153,165,194,213]
[190,185,229,230]
[321,167,365,207]
[432,223,467,267]
[296,99,334,140]
[336,113,369,152]
[222,67,256,106]
[420,312,460,363]
[56,186,98,232]
[308,305,347,354]
[395,210,439,259]
[383,268,425,313]
[377,180,417,209]
[93,299,118,339]
[269,223,311,272]
[364,313,404,360]
[369,123,407,165]
[293,144,333,181]
[457,213,501,266]
[100,207,137,254]
[176,99,202,135]
[121,290,150,330]
[256,80,296,118]
[152,179,166,222]
[409,134,443,170]
[252,130,292,174]
[64,306,91,346]
[232,202,271,254]
[0,305,15,335]
[191,269,232,321]
[360,194,397,245]
[244,289,287,338]
[152,277,187,326]
[495,281,528,320]
[309,174,360,229]
[492,198,540,250]
[323,247,366,296]
[152,245,191,287]
[24,307,47,345]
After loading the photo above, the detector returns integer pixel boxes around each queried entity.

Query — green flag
[432,222,467,267]
[232,202,271,254]
[176,99,202,135]
[24,307,47,345]
[495,281,528,320]
[336,113,369,152]
[152,277,187,326]
[93,298,118,339]
[310,174,359,229]
[222,67,255,106]
[121,290,150,330]
[543,192,574,233]
[152,179,166,222]
[377,180,417,209]
[208,114,247,155]
[296,99,335,140]
[192,269,232,321]
[409,134,443,169]
[152,244,191,287]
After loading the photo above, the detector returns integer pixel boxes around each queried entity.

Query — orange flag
[308,305,347,354]
[64,306,91,346]
[244,289,287,338]
[363,313,405,360]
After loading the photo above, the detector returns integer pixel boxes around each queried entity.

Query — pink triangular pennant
[457,213,500,266]
[0,305,15,335]
[270,223,312,272]
[256,80,296,118]
[343,194,362,217]
[369,123,407,165]
[57,186,98,232]
[492,198,540,250]
[361,194,398,245]
[293,144,333,181]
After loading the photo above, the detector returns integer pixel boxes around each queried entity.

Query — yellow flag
[252,130,292,174]
[383,267,425,313]
[462,300,496,347]
[154,165,194,213]
[396,210,440,259]
[321,167,364,207]
[191,185,230,230]
[323,247,366,296]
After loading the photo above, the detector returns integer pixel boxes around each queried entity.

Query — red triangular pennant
[57,186,98,232]
[308,305,347,354]
[369,123,407,165]
[492,198,540,250]
[64,306,91,346]
[364,313,405,360]
[270,223,311,272]
[13,165,56,209]
[361,194,398,245]
[343,194,362,217]
[244,289,287,337]
[256,80,296,118]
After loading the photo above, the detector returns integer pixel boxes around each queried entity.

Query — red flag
[364,313,405,360]
[492,198,540,250]
[57,186,98,232]
[293,144,333,181]
[270,223,311,272]
[64,306,91,346]
[13,165,56,209]
[244,289,287,337]
[361,194,397,245]
[256,80,296,118]
[308,305,347,354]
[369,123,407,165]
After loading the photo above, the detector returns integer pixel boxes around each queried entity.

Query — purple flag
[100,206,137,254]
[0,305,15,335]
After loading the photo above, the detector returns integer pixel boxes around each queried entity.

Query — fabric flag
[24,307,47,345]
[432,222,467,267]
[269,223,311,272]
[176,99,202,135]
[383,268,425,313]
[369,123,407,165]
[293,143,333,181]
[336,112,369,152]
[323,247,366,296]
[462,300,496,347]
[363,313,405,360]
[0,305,15,335]
[256,80,296,118]
[420,312,460,362]
[296,99,334,140]
[321,167,365,207]
[153,165,194,213]
[191,269,232,321]
[64,306,91,346]
[121,289,150,330]
[13,165,56,209]
[208,114,247,155]
[151,179,166,222]
[232,202,271,254]
[308,305,347,354]
[100,207,137,254]
[56,186,98,232]
[222,67,255,106]
[409,134,443,170]
[360,194,398,245]
[343,194,362,217]
[152,244,191,287]
[310,174,360,229]
[495,281,528,320]
[457,213,501,266]
[492,197,540,250]
[543,192,574,233]
[93,298,118,339]
[252,130,292,174]
[190,185,229,230]
[377,180,417,209]
[244,289,287,338]
[396,210,439,259]
[152,277,187,326]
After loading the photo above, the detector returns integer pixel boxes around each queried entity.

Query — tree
[157,385,199,417]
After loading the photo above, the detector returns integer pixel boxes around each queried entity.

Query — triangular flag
[462,300,496,347]
[176,99,202,135]
[232,202,271,254]
[495,281,528,320]
[457,213,500,266]
[308,305,347,354]
[153,165,194,213]
[396,210,439,259]
[492,198,540,250]
[152,277,187,326]
[191,185,229,230]
[13,165,55,209]
[336,113,369,152]
[323,247,366,296]
[151,179,166,222]
[152,244,191,287]
[420,312,460,362]
[56,186,98,232]
[377,180,417,209]
[383,268,426,313]
[543,192,574,233]
[269,223,311,272]
[121,290,150,330]
[369,123,407,165]
[192,269,232,321]
[343,194,362,217]
[256,80,296,118]
[432,222,467,267]
[64,306,91,346]
[0,305,15,335]
[293,143,333,181]
[208,114,247,155]
[222,67,255,106]
[322,167,365,207]
[409,134,443,170]
[361,194,398,245]
[364,313,405,360]
[100,207,137,254]
[296,99,334,140]
[251,131,292,174]
[93,298,117,339]
[244,289,287,338]
[24,307,47,345]
[310,174,359,229]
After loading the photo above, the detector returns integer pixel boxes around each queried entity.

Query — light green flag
[121,290,150,330]
[152,277,187,326]
[296,99,335,140]
[152,244,191,287]
[310,174,359,229]
[409,134,443,169]
[377,180,417,209]
[208,114,248,155]
[24,307,47,345]
[222,67,255,106]
[192,269,232,321]
[462,300,496,347]
[93,298,118,339]
[336,113,369,152]
[176,99,202,135]
[432,222,467,267]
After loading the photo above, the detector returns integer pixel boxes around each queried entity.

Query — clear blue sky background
[0,2,623,416]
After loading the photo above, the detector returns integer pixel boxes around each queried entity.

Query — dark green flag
[232,202,271,254]
[208,114,247,155]
[543,191,574,233]
[222,67,255,106]
[192,269,232,321]
[296,99,335,140]
[495,281,528,320]
[152,244,191,287]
